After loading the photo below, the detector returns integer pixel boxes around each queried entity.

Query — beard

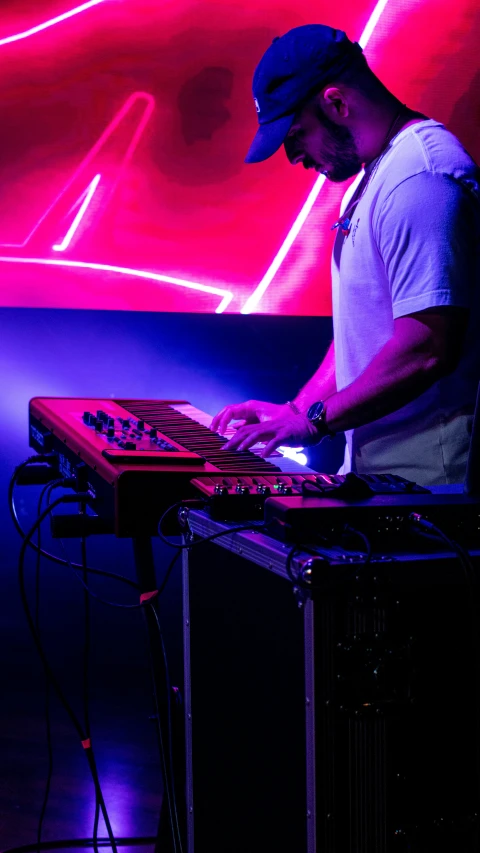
[311,105,363,182]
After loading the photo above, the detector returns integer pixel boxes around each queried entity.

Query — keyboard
[28,397,314,535]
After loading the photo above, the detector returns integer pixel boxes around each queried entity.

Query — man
[211,24,480,486]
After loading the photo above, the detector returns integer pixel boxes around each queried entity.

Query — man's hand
[211,401,319,458]
[211,400,291,436]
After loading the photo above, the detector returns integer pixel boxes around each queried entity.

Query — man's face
[283,98,363,182]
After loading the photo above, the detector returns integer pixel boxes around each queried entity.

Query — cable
[8,459,58,539]
[35,482,55,853]
[158,550,181,598]
[342,524,373,567]
[18,495,118,853]
[150,604,184,853]
[92,805,100,853]
[8,472,139,591]
[43,494,181,849]
[409,514,476,588]
[10,461,175,853]
[157,500,265,550]
[79,525,101,853]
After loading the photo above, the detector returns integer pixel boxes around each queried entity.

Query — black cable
[157,500,265,550]
[33,498,182,848]
[158,550,181,598]
[26,486,141,611]
[10,461,168,853]
[57,560,145,609]
[79,526,101,853]
[342,524,373,567]
[38,490,100,853]
[44,497,181,849]
[35,482,54,853]
[92,805,100,853]
[8,471,138,591]
[18,495,118,853]
[8,461,58,540]
[409,514,476,588]
[150,604,184,853]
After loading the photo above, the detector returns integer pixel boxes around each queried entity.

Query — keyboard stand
[132,536,186,853]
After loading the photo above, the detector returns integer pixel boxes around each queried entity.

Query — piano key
[117,400,312,475]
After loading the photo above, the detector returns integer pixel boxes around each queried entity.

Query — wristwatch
[306,400,334,441]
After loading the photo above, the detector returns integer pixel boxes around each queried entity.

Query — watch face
[307,401,325,422]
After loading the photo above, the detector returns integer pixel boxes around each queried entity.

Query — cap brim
[245,113,295,164]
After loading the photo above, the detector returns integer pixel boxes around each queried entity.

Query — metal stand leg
[132,537,185,853]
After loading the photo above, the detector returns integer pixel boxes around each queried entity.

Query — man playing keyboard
[211,24,480,487]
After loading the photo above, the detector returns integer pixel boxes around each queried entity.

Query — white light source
[278,446,308,466]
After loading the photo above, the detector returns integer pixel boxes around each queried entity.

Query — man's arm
[222,308,468,457]
[324,309,468,432]
[292,340,336,411]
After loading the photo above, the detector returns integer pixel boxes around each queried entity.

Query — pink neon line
[240,0,391,314]
[71,92,156,183]
[0,93,154,250]
[0,256,234,314]
[0,0,105,47]
[52,174,102,252]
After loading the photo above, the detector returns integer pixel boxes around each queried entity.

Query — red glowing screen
[0,0,478,315]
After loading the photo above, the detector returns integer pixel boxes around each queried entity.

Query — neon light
[240,175,326,315]
[0,257,234,314]
[240,0,391,315]
[358,0,391,48]
[53,174,101,252]
[0,0,106,47]
[61,92,155,195]
[0,93,154,250]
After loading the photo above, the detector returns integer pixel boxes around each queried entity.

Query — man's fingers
[262,437,284,457]
[212,407,239,435]
[236,426,274,451]
[210,407,228,433]
[224,424,265,451]
[211,405,252,435]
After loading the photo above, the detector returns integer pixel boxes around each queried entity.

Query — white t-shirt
[332,119,480,486]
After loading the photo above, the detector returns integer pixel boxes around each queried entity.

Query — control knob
[235,484,251,495]
[214,484,229,495]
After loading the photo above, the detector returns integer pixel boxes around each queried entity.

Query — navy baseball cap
[245,25,363,164]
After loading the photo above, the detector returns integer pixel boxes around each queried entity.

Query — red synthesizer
[28,397,315,536]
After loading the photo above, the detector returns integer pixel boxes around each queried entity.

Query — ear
[319,86,350,119]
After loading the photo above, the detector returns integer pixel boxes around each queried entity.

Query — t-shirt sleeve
[375,171,479,319]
